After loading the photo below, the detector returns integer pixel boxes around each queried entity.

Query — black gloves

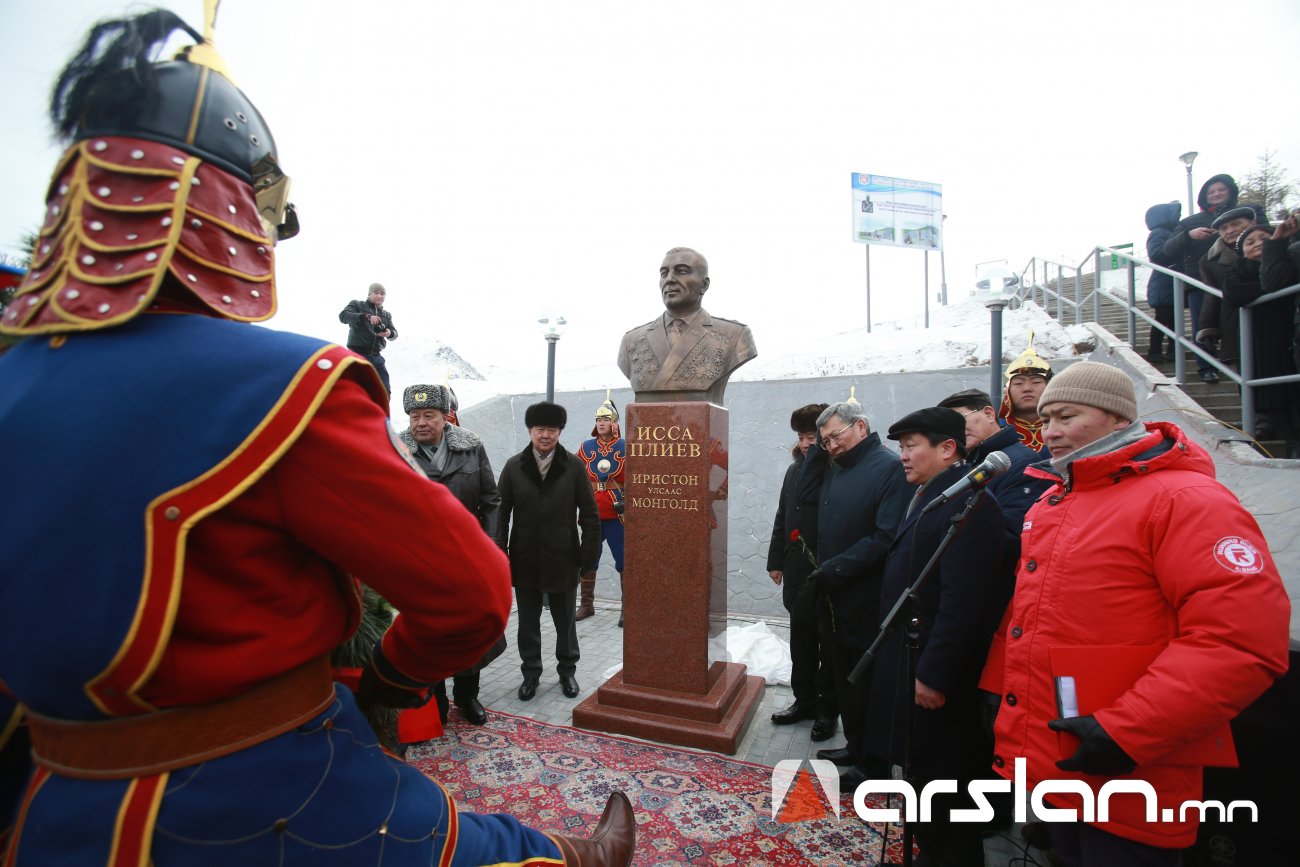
[796,569,824,599]
[358,664,430,713]
[612,499,625,516]
[1049,714,1136,776]
[977,689,1001,739]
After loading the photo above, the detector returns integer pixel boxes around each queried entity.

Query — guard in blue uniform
[0,7,632,865]
[575,395,627,624]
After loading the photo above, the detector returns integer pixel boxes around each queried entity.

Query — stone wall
[460,354,1300,643]
[460,368,1029,622]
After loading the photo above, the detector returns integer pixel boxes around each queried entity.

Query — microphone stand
[848,488,988,867]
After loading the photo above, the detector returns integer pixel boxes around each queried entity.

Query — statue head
[659,247,709,316]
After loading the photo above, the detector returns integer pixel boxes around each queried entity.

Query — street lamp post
[977,263,1019,398]
[939,214,949,306]
[539,314,567,402]
[1179,151,1198,215]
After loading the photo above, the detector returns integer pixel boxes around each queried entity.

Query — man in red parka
[991,361,1289,865]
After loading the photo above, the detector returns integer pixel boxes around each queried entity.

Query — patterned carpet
[407,711,904,866]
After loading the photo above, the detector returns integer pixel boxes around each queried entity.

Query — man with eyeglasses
[801,400,910,793]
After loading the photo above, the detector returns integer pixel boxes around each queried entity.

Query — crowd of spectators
[1143,173,1300,456]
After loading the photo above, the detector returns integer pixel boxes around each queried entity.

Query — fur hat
[937,388,993,411]
[1037,361,1137,422]
[790,403,828,434]
[525,401,567,430]
[886,407,966,449]
[1210,206,1257,230]
[403,384,453,414]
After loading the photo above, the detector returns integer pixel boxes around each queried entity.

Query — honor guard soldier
[575,393,627,624]
[999,333,1054,454]
[0,6,632,865]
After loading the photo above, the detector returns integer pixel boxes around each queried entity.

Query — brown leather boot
[549,791,635,866]
[575,575,596,621]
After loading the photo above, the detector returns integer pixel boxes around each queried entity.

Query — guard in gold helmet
[0,7,633,865]
[575,392,627,625]
[998,334,1054,454]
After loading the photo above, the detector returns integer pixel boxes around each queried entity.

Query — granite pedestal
[573,402,764,753]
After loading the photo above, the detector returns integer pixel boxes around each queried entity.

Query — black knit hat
[524,401,567,430]
[887,407,966,446]
[790,403,828,434]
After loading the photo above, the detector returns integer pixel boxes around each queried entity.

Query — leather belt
[26,655,336,780]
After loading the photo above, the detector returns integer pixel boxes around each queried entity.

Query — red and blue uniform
[577,434,626,571]
[0,311,567,866]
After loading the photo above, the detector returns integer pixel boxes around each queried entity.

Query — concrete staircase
[1041,273,1289,458]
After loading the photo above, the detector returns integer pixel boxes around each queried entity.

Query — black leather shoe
[809,716,837,742]
[518,677,539,701]
[1200,369,1220,384]
[455,697,488,726]
[560,673,580,698]
[815,747,853,765]
[770,702,816,725]
[839,766,870,794]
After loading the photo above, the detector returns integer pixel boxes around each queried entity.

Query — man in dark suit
[766,403,837,741]
[494,401,601,702]
[866,407,1006,866]
[617,247,757,404]
[803,400,910,793]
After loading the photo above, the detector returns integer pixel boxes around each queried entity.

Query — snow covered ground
[383,290,1097,419]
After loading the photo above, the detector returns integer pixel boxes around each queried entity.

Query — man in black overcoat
[766,403,837,741]
[494,402,600,701]
[803,400,910,793]
[867,407,1006,866]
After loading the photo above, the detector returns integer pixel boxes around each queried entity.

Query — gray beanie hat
[1037,362,1137,422]
[403,384,454,414]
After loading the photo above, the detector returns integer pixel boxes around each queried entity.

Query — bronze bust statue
[617,248,757,404]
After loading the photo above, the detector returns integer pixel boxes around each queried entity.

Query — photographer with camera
[339,282,398,393]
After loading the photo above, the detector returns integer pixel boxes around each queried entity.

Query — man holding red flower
[766,404,838,740]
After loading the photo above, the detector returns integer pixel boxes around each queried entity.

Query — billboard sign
[851,173,942,251]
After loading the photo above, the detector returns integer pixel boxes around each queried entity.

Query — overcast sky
[3,0,1298,388]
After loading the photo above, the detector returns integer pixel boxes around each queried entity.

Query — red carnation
[789,529,817,569]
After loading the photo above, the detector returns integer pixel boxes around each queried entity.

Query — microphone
[920,451,1012,513]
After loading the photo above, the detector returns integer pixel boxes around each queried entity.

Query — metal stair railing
[1017,245,1300,438]
[1017,254,1093,325]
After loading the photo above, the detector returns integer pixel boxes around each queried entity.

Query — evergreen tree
[1238,150,1295,220]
